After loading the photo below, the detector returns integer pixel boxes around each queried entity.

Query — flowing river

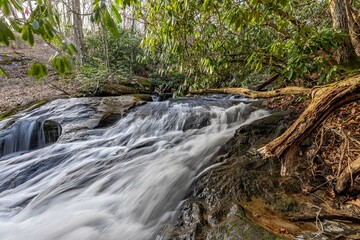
[0,97,268,240]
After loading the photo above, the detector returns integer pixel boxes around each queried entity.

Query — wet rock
[42,120,62,145]
[170,113,292,239]
[58,96,140,141]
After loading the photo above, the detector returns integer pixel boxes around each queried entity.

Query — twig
[309,125,325,176]
[309,179,334,193]
[48,82,71,96]
[337,137,348,177]
[346,139,353,188]
[315,206,324,235]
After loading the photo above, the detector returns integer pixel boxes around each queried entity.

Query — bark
[329,0,358,66]
[72,0,84,63]
[344,0,360,48]
[189,86,310,98]
[336,156,360,193]
[258,76,360,176]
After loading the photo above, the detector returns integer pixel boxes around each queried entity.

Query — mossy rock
[0,99,48,121]
[132,94,153,102]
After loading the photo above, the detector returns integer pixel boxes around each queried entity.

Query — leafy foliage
[28,63,48,79]
[141,0,349,89]
[83,28,147,75]
[0,0,359,92]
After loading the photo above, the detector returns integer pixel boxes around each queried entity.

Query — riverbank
[170,108,360,239]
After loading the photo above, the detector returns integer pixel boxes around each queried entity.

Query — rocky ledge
[169,112,360,239]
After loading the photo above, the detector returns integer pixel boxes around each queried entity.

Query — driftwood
[190,75,360,177]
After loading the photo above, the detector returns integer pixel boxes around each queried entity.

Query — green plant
[83,28,147,76]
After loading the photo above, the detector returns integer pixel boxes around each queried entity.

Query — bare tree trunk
[344,0,360,48]
[101,21,110,72]
[329,0,358,65]
[130,6,136,76]
[72,0,84,64]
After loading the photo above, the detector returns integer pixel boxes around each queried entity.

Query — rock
[42,120,62,145]
[170,113,292,239]
[170,109,360,239]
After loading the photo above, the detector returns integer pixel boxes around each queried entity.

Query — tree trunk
[72,0,84,64]
[258,76,360,176]
[344,0,360,49]
[329,0,358,66]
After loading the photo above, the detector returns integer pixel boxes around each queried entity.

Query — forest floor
[0,38,82,113]
[266,95,360,213]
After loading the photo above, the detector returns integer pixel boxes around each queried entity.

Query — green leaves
[0,20,15,46]
[21,25,35,46]
[92,2,122,37]
[0,0,10,16]
[31,20,41,30]
[0,66,9,77]
[28,63,48,79]
[102,8,120,36]
[52,56,72,75]
[111,4,122,24]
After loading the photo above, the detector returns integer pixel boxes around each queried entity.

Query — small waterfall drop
[0,97,268,240]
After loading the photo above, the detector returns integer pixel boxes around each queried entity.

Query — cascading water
[0,97,268,240]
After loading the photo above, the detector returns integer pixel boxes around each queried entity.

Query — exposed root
[336,157,360,193]
[258,76,360,176]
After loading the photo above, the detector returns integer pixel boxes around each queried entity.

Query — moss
[131,94,153,102]
[139,78,151,86]
[0,107,19,120]
[24,99,48,112]
[0,99,48,121]
[274,197,299,213]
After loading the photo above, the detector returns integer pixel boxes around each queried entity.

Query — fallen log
[190,75,360,177]
[189,86,311,98]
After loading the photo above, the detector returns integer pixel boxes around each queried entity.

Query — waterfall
[0,97,268,240]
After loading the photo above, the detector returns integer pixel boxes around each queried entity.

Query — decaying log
[189,86,311,98]
[336,157,360,193]
[258,76,360,176]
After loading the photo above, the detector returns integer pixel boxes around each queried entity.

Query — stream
[0,97,268,240]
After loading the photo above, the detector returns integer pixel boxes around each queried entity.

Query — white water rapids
[0,97,268,240]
